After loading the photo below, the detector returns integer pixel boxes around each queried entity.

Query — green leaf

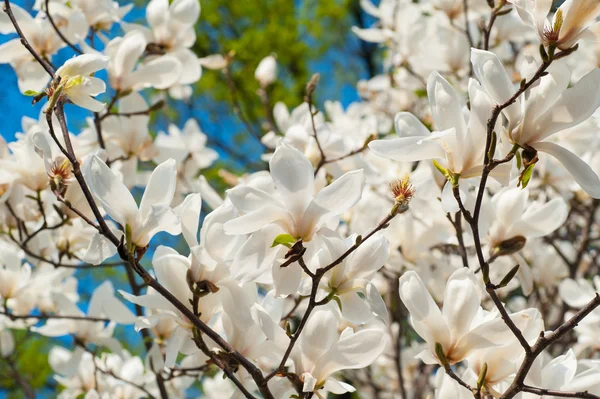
[520,163,535,188]
[271,233,295,248]
[23,90,42,96]
[414,88,427,98]
[498,264,520,288]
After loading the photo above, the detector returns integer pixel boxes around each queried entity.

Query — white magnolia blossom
[471,49,600,198]
[510,0,600,50]
[55,54,110,112]
[83,156,181,263]
[255,54,277,87]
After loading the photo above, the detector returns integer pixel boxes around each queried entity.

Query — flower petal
[534,141,600,198]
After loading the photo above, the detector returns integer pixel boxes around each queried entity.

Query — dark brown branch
[520,385,600,398]
[44,0,82,55]
[500,294,600,399]
[0,311,110,323]
[3,0,55,77]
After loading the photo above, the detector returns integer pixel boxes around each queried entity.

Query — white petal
[139,159,177,219]
[113,32,146,79]
[351,27,391,43]
[534,141,600,198]
[230,230,279,283]
[128,55,183,90]
[299,169,365,237]
[559,279,597,308]
[339,292,373,325]
[174,193,201,248]
[516,197,568,238]
[311,328,386,381]
[399,271,451,350]
[66,87,106,112]
[470,49,521,127]
[57,54,109,78]
[442,268,481,343]
[82,233,118,265]
[369,136,446,162]
[85,155,139,226]
[532,68,600,142]
[153,246,191,305]
[394,112,431,137]
[224,206,291,235]
[269,142,314,222]
[427,72,467,143]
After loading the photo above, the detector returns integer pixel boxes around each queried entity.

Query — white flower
[315,232,390,325]
[255,55,277,87]
[0,3,86,93]
[55,54,110,112]
[225,142,365,295]
[292,307,387,396]
[34,281,135,352]
[105,31,182,92]
[225,142,364,241]
[399,268,533,365]
[471,49,600,198]
[120,245,222,368]
[123,0,202,87]
[153,119,218,173]
[369,72,511,212]
[83,156,180,264]
[510,0,600,50]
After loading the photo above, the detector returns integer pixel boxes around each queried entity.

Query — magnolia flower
[225,142,364,295]
[524,350,600,397]
[369,72,510,212]
[511,0,600,50]
[54,54,110,112]
[105,31,182,92]
[34,281,135,353]
[466,308,544,393]
[55,0,132,32]
[481,186,568,294]
[120,245,222,368]
[292,307,387,396]
[123,0,201,87]
[0,244,31,303]
[255,55,277,87]
[83,156,180,263]
[559,277,600,309]
[314,232,390,325]
[153,119,218,175]
[471,49,600,198]
[0,3,86,93]
[399,268,535,365]
[225,142,364,241]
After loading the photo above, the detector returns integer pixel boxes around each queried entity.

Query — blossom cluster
[1,0,600,398]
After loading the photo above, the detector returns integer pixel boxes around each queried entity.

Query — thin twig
[3,0,55,77]
[44,0,82,55]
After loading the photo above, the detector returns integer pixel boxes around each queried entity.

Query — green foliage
[271,233,296,248]
[0,330,54,398]
[193,0,364,126]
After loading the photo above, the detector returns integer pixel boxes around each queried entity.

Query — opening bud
[492,236,527,258]
[390,174,415,215]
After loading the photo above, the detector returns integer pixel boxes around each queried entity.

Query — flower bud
[255,55,277,87]
[48,157,72,195]
[492,236,527,258]
[390,174,415,215]
[435,342,449,366]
